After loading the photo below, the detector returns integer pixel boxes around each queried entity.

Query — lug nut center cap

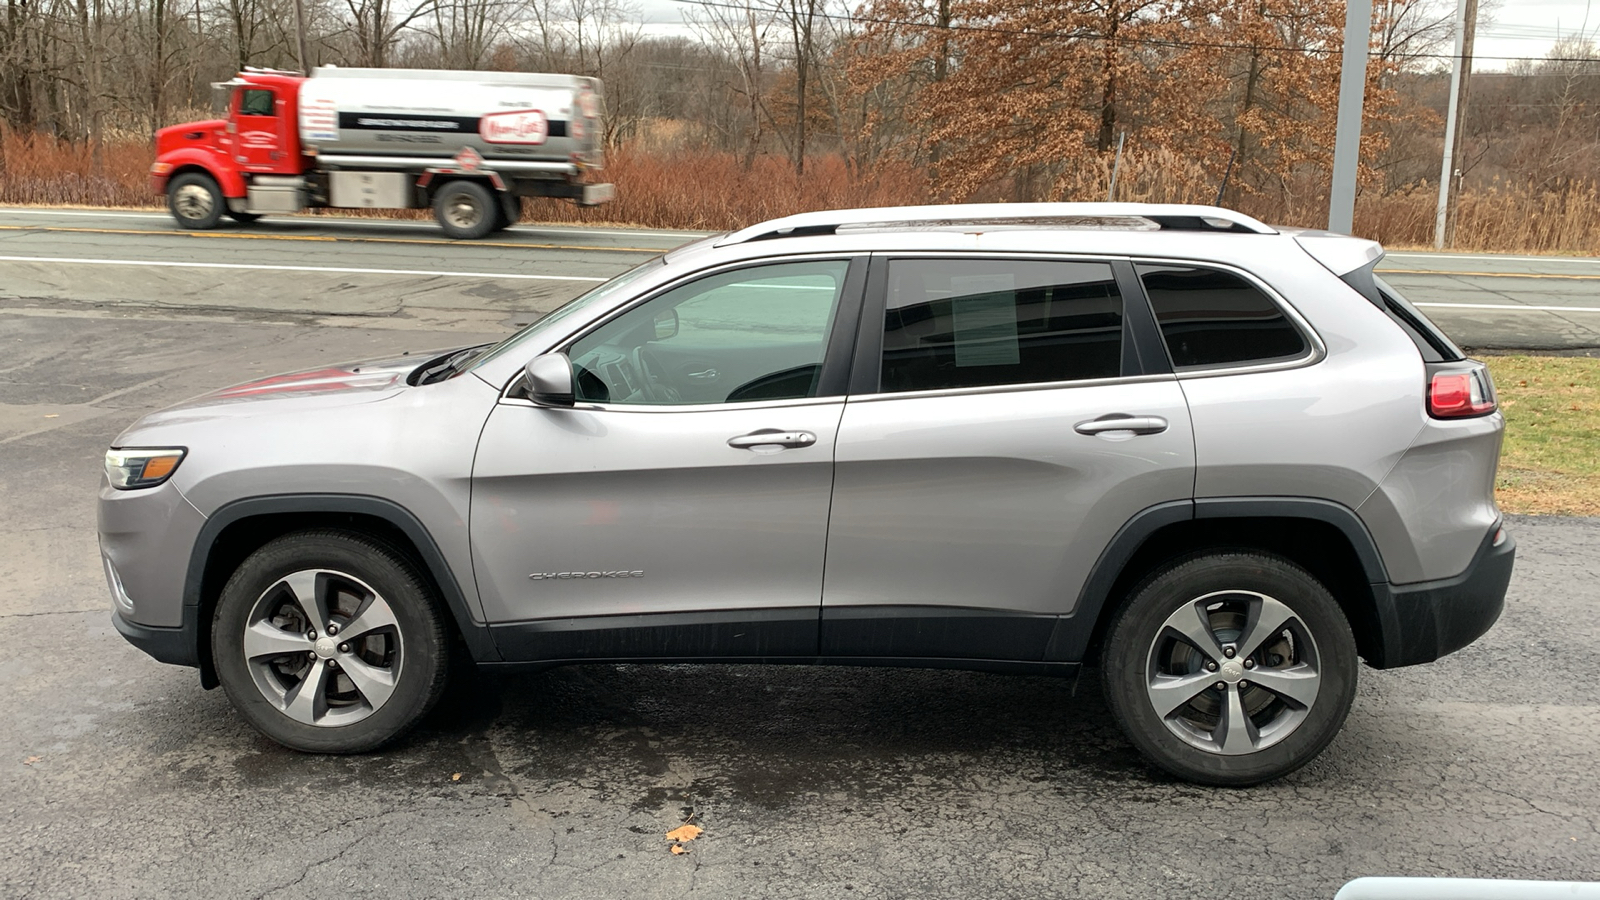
[1219,660,1246,683]
[314,637,339,660]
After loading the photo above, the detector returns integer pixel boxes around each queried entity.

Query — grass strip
[1485,355,1600,516]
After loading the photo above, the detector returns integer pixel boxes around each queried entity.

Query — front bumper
[112,608,196,667]
[1373,524,1515,668]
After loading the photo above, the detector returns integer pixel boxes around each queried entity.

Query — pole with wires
[1434,0,1471,249]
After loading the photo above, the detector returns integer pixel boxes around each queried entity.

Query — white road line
[0,254,606,281]
[1416,302,1600,313]
[1386,252,1600,266]
[0,207,708,239]
[0,209,167,220]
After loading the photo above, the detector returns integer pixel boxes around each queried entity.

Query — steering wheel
[632,346,681,403]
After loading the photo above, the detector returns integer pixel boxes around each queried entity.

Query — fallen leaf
[450,772,462,782]
[665,823,703,843]
[670,845,688,855]
[23,756,42,765]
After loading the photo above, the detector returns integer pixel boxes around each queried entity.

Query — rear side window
[1137,264,1308,369]
[879,258,1123,392]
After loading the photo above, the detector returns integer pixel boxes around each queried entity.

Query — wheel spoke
[1236,595,1297,659]
[1247,665,1321,709]
[280,570,327,634]
[282,658,329,725]
[1216,684,1259,755]
[1163,601,1226,661]
[1147,670,1219,718]
[340,596,398,642]
[243,620,313,661]
[339,656,396,710]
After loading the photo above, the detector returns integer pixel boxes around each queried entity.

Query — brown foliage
[0,126,1593,255]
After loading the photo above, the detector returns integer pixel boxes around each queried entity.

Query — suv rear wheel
[1101,552,1357,786]
[212,531,451,752]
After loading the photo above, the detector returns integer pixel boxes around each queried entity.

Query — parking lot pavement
[3,306,1599,900]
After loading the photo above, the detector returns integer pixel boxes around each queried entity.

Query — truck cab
[151,66,613,239]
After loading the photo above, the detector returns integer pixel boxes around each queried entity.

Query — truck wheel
[168,172,226,230]
[1100,551,1358,786]
[433,180,497,240]
[226,210,262,224]
[211,530,452,753]
[493,193,520,232]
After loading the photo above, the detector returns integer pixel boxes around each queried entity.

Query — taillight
[1427,364,1497,419]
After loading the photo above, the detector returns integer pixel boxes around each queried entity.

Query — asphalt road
[0,206,1596,349]
[2,270,1600,898]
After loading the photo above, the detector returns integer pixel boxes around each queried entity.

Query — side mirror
[653,308,679,341]
[523,353,574,407]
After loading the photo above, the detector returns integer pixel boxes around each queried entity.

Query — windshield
[468,256,665,372]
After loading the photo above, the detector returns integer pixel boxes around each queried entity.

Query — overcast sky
[628,0,1598,72]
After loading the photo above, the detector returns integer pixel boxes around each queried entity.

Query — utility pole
[1445,0,1478,245]
[1433,0,1471,249]
[292,0,311,74]
[1328,0,1372,234]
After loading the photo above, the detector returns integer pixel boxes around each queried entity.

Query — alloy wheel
[1144,590,1322,756]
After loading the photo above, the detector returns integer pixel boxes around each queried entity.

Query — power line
[669,0,1600,65]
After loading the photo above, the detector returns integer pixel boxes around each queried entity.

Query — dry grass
[1486,355,1600,516]
[2,127,1596,254]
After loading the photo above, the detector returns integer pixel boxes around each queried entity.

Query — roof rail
[242,66,304,77]
[716,203,1277,246]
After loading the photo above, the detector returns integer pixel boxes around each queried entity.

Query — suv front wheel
[1101,552,1358,786]
[212,531,451,752]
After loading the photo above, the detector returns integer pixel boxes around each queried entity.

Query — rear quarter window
[1136,263,1309,370]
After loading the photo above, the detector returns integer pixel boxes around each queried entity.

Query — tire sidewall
[433,180,497,240]
[1102,553,1358,786]
[212,532,448,753]
[168,172,225,229]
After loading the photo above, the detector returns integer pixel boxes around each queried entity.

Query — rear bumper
[1372,525,1515,668]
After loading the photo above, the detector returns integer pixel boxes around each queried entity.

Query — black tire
[493,193,520,232]
[212,530,451,753]
[1100,551,1358,786]
[432,179,497,239]
[167,171,225,230]
[226,210,263,224]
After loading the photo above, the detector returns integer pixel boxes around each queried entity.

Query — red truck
[152,66,614,239]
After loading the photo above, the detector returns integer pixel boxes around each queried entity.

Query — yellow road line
[1378,268,1600,281]
[0,224,664,253]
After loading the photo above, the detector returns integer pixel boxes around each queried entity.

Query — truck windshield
[468,256,665,372]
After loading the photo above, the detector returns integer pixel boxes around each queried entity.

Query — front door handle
[1074,414,1169,436]
[728,430,818,450]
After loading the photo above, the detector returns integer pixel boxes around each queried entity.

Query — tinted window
[879,259,1123,392]
[569,260,847,405]
[1137,264,1307,369]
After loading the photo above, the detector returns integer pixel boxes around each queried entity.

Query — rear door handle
[728,430,817,450]
[1074,415,1169,436]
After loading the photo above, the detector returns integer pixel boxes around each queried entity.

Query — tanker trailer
[151,66,614,239]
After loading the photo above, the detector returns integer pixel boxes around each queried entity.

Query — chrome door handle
[686,368,719,381]
[728,430,817,450]
[1074,415,1169,436]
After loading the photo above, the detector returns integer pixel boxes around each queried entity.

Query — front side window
[879,258,1124,393]
[239,89,275,117]
[1137,263,1308,369]
[568,259,849,405]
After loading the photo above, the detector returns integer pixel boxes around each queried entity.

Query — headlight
[105,447,186,490]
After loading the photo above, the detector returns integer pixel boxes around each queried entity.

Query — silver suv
[99,203,1514,785]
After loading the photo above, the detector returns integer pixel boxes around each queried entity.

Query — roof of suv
[716,203,1279,245]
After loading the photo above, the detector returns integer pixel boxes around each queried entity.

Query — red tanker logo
[479,110,548,145]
